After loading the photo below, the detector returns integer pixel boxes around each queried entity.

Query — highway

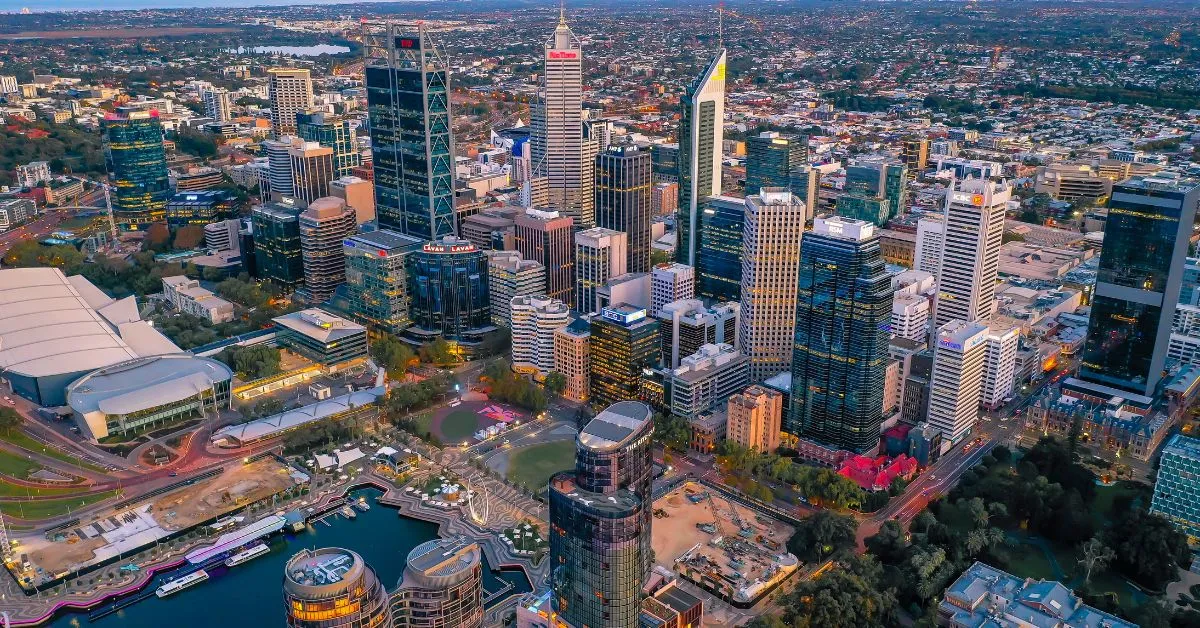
[0,190,107,258]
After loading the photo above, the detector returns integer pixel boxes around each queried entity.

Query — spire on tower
[559,0,566,26]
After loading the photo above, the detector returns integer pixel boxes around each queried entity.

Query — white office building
[658,298,740,369]
[933,178,1010,329]
[201,87,233,123]
[668,343,750,420]
[739,189,806,381]
[928,320,989,445]
[574,227,627,314]
[914,215,944,276]
[650,263,696,317]
[267,68,314,138]
[892,293,931,342]
[488,251,545,328]
[263,137,296,199]
[15,161,51,188]
[162,276,235,324]
[511,296,570,381]
[981,326,1020,411]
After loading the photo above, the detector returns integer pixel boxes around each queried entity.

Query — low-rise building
[938,561,1135,628]
[162,275,235,324]
[688,410,727,454]
[726,384,783,453]
[274,309,368,366]
[0,198,34,230]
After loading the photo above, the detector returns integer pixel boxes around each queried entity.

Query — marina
[46,489,531,627]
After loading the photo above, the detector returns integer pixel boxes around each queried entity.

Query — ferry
[340,505,357,519]
[155,570,209,598]
[209,516,239,532]
[224,544,269,568]
[353,496,370,512]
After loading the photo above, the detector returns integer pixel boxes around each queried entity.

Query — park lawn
[1089,481,1143,528]
[412,412,434,438]
[507,441,576,491]
[0,489,119,519]
[1006,540,1063,582]
[0,430,108,473]
[439,409,482,443]
[0,479,84,498]
[0,448,39,478]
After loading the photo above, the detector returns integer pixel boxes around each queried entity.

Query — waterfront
[46,489,531,627]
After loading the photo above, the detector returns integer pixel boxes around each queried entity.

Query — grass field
[439,409,483,443]
[0,489,119,519]
[0,480,82,498]
[0,430,107,473]
[507,441,576,491]
[0,448,39,478]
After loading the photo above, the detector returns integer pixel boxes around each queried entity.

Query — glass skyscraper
[549,401,654,628]
[745,131,808,196]
[595,145,653,274]
[1080,176,1200,396]
[251,200,305,292]
[589,304,661,409]
[1150,433,1200,545]
[104,108,170,229]
[676,48,726,269]
[365,25,456,240]
[296,110,362,179]
[696,195,745,302]
[336,229,425,335]
[407,236,494,352]
[791,216,893,453]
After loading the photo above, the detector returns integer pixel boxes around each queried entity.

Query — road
[0,191,106,257]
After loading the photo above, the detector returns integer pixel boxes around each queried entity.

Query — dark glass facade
[595,146,653,274]
[1080,177,1199,396]
[104,109,170,229]
[549,402,654,628]
[407,237,494,349]
[745,133,808,196]
[675,98,715,268]
[336,229,425,334]
[296,110,362,178]
[366,30,455,240]
[589,306,661,409]
[696,196,743,302]
[791,221,893,453]
[252,202,305,291]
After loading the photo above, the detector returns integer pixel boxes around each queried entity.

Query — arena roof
[210,386,386,446]
[66,354,234,418]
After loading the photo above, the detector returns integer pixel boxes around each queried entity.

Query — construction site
[652,482,800,607]
[12,458,308,587]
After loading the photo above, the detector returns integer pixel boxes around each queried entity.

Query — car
[168,471,178,477]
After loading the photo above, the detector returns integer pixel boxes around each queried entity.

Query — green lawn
[439,409,482,443]
[0,430,108,473]
[507,441,576,491]
[0,480,83,498]
[0,489,120,519]
[0,449,39,478]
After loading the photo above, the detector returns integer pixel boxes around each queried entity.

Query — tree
[788,510,859,562]
[1077,536,1115,586]
[371,334,416,377]
[778,555,897,628]
[543,371,567,398]
[216,344,281,380]
[0,407,21,434]
[866,520,908,564]
[419,338,457,366]
[1106,509,1190,591]
[173,225,206,250]
[2,239,85,272]
[653,413,691,451]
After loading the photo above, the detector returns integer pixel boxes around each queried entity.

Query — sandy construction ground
[149,459,297,531]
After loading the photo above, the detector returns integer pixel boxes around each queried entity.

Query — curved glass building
[283,548,391,627]
[406,236,495,353]
[391,537,484,628]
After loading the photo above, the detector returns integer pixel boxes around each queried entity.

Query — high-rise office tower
[574,227,628,314]
[252,200,305,291]
[726,384,784,453]
[104,108,170,229]
[330,175,376,224]
[298,197,357,303]
[283,548,392,627]
[549,401,654,628]
[932,178,1010,330]
[530,9,591,227]
[745,131,808,196]
[740,189,807,382]
[892,293,931,343]
[339,229,425,334]
[927,319,989,443]
[694,195,744,302]
[487,250,545,328]
[590,304,660,408]
[408,237,494,351]
[554,318,591,402]
[902,137,930,180]
[263,136,296,200]
[515,208,575,305]
[200,87,232,123]
[845,159,909,217]
[981,325,1019,410]
[511,296,571,381]
[267,68,314,138]
[289,141,336,208]
[650,262,696,317]
[791,216,892,452]
[595,145,653,274]
[676,48,726,271]
[390,538,484,628]
[657,298,739,369]
[914,215,944,276]
[791,165,821,210]
[1080,177,1200,396]
[1149,434,1200,545]
[296,110,362,179]
[365,24,456,240]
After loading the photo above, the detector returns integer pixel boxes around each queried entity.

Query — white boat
[224,544,269,568]
[155,570,209,598]
[353,496,370,512]
[340,505,357,519]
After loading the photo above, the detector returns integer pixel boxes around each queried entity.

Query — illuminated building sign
[601,307,647,326]
[396,37,418,49]
[951,192,987,205]
[548,50,579,60]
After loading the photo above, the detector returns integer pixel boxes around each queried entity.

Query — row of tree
[715,441,871,510]
[214,344,280,380]
[482,360,547,414]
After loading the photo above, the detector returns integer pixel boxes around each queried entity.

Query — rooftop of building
[66,354,233,419]
[0,267,180,379]
[579,400,653,452]
[688,409,727,431]
[274,308,366,343]
[549,472,641,515]
[403,537,481,582]
[284,548,365,595]
[211,387,386,445]
[1116,175,1200,194]
[1161,433,1200,460]
[345,228,425,252]
[252,200,302,221]
[940,561,1136,628]
[672,344,745,381]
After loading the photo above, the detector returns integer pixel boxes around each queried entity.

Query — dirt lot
[149,459,298,531]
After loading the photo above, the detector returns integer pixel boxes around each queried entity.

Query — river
[47,488,530,627]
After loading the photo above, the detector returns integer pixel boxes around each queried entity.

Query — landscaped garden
[506,440,576,492]
[502,521,547,555]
